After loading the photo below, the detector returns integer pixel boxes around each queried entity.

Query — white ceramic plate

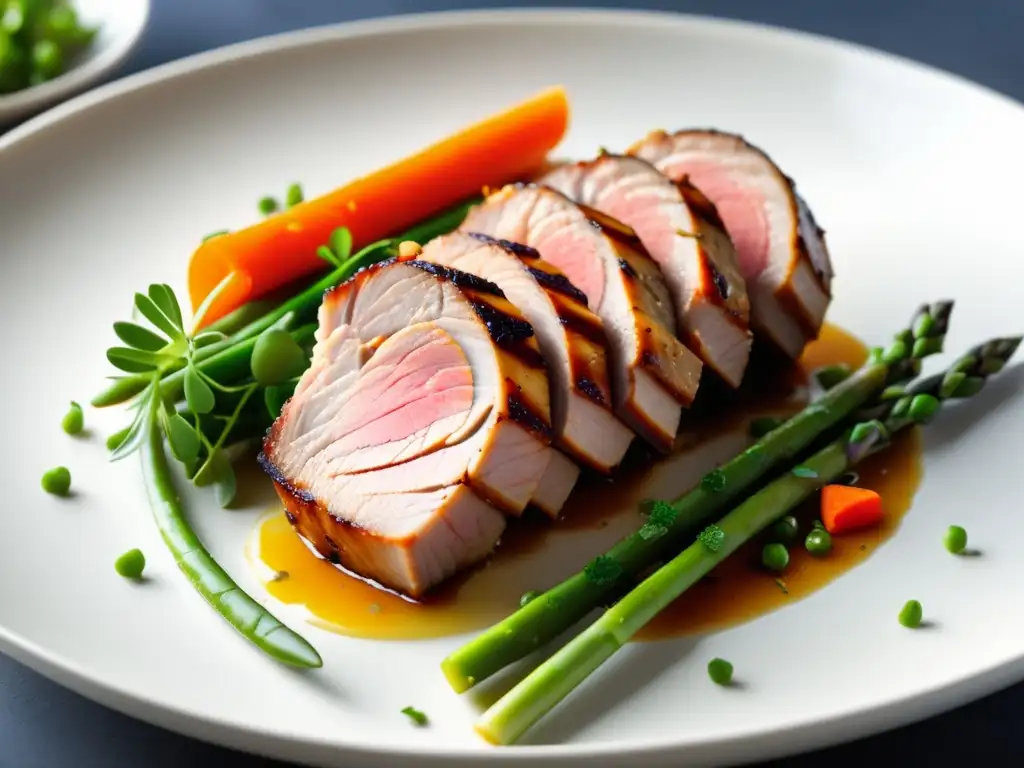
[0,0,150,125]
[2,9,1024,768]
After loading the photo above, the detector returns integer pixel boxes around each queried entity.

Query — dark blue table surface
[3,2,1023,766]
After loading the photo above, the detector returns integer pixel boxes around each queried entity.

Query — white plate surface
[2,9,1024,768]
[0,0,150,124]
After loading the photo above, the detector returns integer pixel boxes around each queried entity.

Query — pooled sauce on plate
[249,323,923,641]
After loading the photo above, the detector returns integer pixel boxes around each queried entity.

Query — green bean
[140,407,321,668]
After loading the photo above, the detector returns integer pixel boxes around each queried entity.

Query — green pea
[250,329,308,386]
[258,196,279,215]
[813,364,851,391]
[61,401,84,435]
[115,548,146,579]
[31,39,62,81]
[899,599,922,628]
[41,466,71,496]
[943,525,967,554]
[707,658,733,686]
[805,528,832,557]
[770,516,799,545]
[285,183,304,208]
[519,590,541,608]
[761,543,789,572]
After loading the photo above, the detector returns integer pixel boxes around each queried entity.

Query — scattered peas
[114,548,146,579]
[899,599,923,628]
[61,401,84,434]
[770,516,799,545]
[761,543,789,572]
[401,706,428,726]
[258,196,279,215]
[250,329,308,386]
[519,590,541,608]
[0,2,98,95]
[805,528,832,557]
[41,466,71,496]
[31,38,61,79]
[943,525,968,554]
[285,182,304,208]
[707,658,733,686]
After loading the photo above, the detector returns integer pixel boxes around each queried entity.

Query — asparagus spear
[440,303,953,692]
[91,199,477,408]
[475,336,1021,745]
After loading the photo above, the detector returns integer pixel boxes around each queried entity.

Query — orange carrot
[821,485,883,534]
[188,86,571,328]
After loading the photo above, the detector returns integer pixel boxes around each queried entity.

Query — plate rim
[2,7,1024,766]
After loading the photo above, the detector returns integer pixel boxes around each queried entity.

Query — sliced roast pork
[628,129,834,359]
[542,154,753,388]
[259,255,570,597]
[421,231,635,473]
[460,183,703,452]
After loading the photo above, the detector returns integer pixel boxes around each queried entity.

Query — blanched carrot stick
[188,86,571,327]
[821,484,883,534]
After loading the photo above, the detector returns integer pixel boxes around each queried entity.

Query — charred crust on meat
[709,262,731,301]
[617,257,638,279]
[575,377,606,405]
[469,299,534,343]
[553,299,608,347]
[465,231,542,261]
[526,266,589,306]
[507,392,552,438]
[677,178,727,231]
[406,259,506,298]
[576,202,644,247]
[257,451,316,504]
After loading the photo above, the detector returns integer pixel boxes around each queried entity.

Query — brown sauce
[249,323,924,641]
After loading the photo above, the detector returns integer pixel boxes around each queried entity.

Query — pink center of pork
[532,228,605,309]
[668,161,769,280]
[329,325,474,471]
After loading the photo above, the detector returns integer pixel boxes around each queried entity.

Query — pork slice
[420,231,635,474]
[260,259,559,596]
[461,183,703,452]
[543,154,753,388]
[628,129,834,359]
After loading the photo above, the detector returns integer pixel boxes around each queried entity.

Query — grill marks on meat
[460,183,703,452]
[543,154,753,388]
[421,231,634,476]
[260,259,567,597]
[628,129,834,359]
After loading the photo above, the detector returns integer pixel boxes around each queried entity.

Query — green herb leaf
[194,447,229,487]
[316,245,340,268]
[401,706,428,726]
[698,524,726,553]
[109,387,156,462]
[583,554,623,586]
[638,522,668,541]
[330,227,353,262]
[184,366,216,415]
[701,469,727,493]
[193,331,228,348]
[134,292,185,343]
[791,466,818,478]
[775,578,789,594]
[106,347,160,373]
[166,414,201,464]
[214,461,237,508]
[113,321,168,352]
[148,284,184,332]
[264,383,295,420]
[202,229,230,242]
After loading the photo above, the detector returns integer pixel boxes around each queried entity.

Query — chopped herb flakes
[639,522,667,541]
[401,706,428,726]
[791,466,818,478]
[774,578,789,594]
[584,555,623,586]
[698,524,726,553]
[646,500,678,528]
[702,469,727,493]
